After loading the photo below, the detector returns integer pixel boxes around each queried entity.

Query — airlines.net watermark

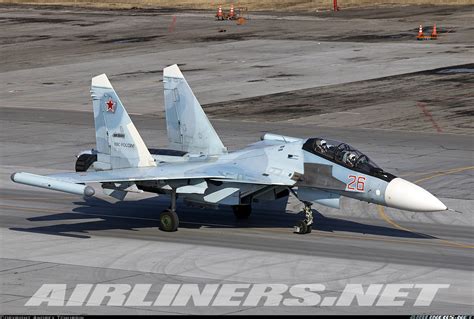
[25,283,450,307]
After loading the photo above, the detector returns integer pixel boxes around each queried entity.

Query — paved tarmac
[0,4,472,315]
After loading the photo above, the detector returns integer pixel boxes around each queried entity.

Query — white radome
[385,178,447,212]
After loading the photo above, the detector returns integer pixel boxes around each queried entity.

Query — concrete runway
[1,4,473,315]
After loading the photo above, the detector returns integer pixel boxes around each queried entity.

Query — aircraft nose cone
[384,178,447,212]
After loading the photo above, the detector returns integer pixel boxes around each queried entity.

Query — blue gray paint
[163,65,227,155]
[11,65,447,214]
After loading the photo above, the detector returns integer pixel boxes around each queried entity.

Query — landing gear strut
[294,202,313,234]
[159,189,179,232]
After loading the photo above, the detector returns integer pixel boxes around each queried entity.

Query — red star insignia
[106,98,115,113]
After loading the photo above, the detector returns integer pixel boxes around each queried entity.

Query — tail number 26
[347,175,366,192]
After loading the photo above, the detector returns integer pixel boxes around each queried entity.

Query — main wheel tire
[75,154,97,172]
[305,225,312,234]
[294,220,308,234]
[159,209,179,232]
[232,205,252,219]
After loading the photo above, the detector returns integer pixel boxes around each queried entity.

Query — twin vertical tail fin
[91,74,155,169]
[163,64,227,155]
[90,65,225,170]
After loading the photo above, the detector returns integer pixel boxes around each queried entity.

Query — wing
[47,163,227,184]
[11,163,230,199]
[48,160,289,186]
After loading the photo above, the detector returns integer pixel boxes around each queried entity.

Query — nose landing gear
[294,202,314,234]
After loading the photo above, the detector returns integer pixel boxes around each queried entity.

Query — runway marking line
[310,227,472,250]
[413,165,474,184]
[378,165,474,249]
[377,206,473,249]
[417,102,443,133]
[399,165,474,178]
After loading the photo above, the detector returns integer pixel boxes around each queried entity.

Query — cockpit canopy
[303,138,396,181]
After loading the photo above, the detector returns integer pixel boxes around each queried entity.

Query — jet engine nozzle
[384,178,447,212]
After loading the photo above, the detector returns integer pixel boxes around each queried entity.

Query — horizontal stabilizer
[176,181,208,194]
[203,187,240,203]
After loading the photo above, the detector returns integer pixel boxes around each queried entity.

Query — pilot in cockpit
[343,152,357,168]
[314,139,329,155]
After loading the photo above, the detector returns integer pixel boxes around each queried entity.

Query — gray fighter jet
[11,65,447,234]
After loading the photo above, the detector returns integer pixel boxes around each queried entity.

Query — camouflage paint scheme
[11,65,447,214]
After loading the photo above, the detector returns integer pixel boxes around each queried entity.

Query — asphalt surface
[0,4,473,315]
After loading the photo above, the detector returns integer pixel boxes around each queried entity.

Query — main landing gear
[294,202,314,235]
[159,189,179,232]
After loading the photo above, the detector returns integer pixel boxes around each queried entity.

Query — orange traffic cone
[216,5,223,20]
[431,24,438,40]
[228,4,235,20]
[416,24,424,40]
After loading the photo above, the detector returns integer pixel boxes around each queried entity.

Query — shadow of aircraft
[10,195,435,240]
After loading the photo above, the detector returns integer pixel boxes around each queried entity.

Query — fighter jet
[11,64,448,234]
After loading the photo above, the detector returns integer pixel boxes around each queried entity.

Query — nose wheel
[294,202,313,234]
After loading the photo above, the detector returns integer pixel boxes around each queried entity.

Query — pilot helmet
[320,139,327,148]
[348,153,357,162]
